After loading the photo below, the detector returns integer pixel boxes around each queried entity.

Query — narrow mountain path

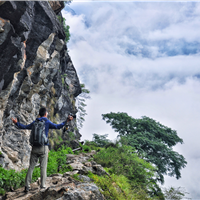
[1,151,107,200]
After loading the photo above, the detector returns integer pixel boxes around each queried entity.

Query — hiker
[11,107,74,192]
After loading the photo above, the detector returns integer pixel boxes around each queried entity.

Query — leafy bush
[92,133,111,147]
[0,167,27,195]
[47,145,73,176]
[84,140,102,151]
[93,144,163,198]
[87,172,153,200]
[82,145,91,153]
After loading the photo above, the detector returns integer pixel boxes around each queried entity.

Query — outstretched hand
[11,117,17,124]
[67,115,73,122]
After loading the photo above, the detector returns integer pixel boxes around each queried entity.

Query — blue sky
[63,2,200,198]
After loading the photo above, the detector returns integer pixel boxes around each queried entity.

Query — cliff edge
[0,1,81,171]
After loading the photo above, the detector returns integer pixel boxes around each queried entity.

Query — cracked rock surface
[0,1,81,171]
[3,176,105,200]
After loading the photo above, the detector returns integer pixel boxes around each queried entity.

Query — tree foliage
[92,133,111,147]
[76,83,90,130]
[163,187,191,200]
[102,112,187,184]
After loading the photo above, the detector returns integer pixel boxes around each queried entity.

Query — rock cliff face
[0,1,82,171]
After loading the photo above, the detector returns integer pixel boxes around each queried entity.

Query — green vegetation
[93,144,163,198]
[49,129,64,149]
[61,77,65,85]
[76,83,90,130]
[0,167,27,195]
[163,187,191,200]
[0,110,189,199]
[88,171,155,200]
[61,74,68,86]
[81,144,91,153]
[84,140,102,151]
[0,141,189,199]
[47,145,73,175]
[83,133,113,151]
[102,112,187,184]
[57,16,70,43]
[0,146,73,195]
[72,173,82,181]
[68,131,75,140]
[92,133,111,147]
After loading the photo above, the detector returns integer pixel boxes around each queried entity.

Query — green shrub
[93,145,160,197]
[72,173,82,181]
[84,140,102,151]
[92,133,111,147]
[47,145,73,176]
[0,167,27,195]
[82,145,91,153]
[87,172,152,200]
[68,131,75,140]
[59,165,73,174]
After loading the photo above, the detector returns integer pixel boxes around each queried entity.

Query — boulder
[69,162,84,171]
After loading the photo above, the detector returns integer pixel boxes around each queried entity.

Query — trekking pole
[72,147,83,152]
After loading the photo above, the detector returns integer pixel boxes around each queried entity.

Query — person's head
[39,107,47,117]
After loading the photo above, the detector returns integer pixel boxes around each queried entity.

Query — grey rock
[57,183,105,200]
[84,162,92,167]
[3,176,105,200]
[77,175,93,182]
[50,173,63,177]
[0,1,81,171]
[92,165,110,176]
[63,170,79,177]
[70,162,84,170]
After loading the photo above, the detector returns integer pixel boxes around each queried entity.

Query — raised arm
[12,117,34,130]
[48,120,66,129]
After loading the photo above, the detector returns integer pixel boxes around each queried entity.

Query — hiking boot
[40,186,46,190]
[24,186,29,193]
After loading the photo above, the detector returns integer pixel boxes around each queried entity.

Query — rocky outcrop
[49,1,65,15]
[0,1,82,171]
[3,176,105,200]
[2,151,106,200]
[65,152,110,177]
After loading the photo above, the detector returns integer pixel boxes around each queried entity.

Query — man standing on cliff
[12,107,73,192]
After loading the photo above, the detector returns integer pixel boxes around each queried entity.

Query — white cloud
[63,2,200,198]
[72,0,200,2]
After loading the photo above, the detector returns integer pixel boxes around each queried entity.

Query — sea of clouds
[63,2,200,198]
